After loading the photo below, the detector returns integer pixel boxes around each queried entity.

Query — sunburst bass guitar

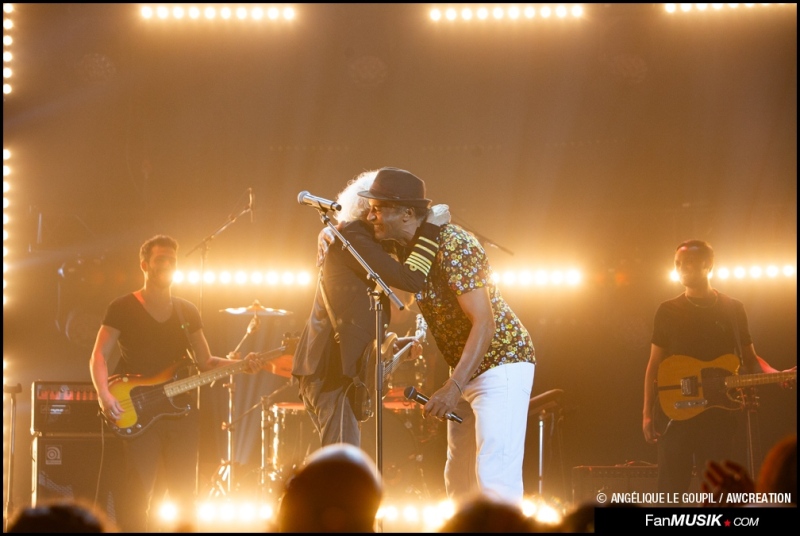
[657,353,796,421]
[105,337,297,438]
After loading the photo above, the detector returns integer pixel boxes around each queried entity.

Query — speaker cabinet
[31,434,123,515]
[572,465,658,504]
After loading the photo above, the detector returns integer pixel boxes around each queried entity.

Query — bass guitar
[354,314,428,422]
[657,353,796,421]
[105,336,298,438]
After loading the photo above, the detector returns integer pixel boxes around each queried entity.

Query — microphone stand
[313,208,405,480]
[183,193,252,496]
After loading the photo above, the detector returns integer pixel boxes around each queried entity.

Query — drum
[268,402,320,482]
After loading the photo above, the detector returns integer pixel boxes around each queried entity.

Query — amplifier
[32,434,123,518]
[31,381,104,435]
[572,465,658,504]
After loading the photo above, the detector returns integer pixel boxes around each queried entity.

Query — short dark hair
[139,235,178,263]
[7,499,116,533]
[676,239,714,264]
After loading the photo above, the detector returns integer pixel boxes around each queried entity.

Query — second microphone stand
[314,208,405,477]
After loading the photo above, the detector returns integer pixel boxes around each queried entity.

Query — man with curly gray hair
[292,168,450,451]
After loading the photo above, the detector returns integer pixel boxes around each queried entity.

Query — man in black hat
[358,168,536,505]
[292,169,449,452]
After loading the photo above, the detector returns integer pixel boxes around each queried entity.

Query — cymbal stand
[208,312,260,497]
[256,381,295,499]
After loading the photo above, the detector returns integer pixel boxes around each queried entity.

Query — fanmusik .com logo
[644,513,760,527]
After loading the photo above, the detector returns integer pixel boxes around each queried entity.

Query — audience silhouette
[6,499,117,533]
[275,443,383,532]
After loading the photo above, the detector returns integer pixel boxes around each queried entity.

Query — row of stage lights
[169,269,585,288]
[665,3,791,13]
[153,496,564,532]
[670,264,796,282]
[430,4,584,22]
[141,5,295,21]
[3,149,10,306]
[169,265,796,289]
[2,4,13,506]
[3,3,13,95]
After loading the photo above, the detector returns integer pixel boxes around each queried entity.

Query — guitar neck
[384,335,423,376]
[725,371,796,390]
[164,347,286,397]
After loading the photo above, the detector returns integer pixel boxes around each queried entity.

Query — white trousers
[444,361,535,505]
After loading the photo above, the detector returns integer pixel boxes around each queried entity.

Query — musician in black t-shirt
[89,235,257,531]
[642,240,795,495]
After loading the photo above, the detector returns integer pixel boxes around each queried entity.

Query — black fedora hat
[358,167,431,209]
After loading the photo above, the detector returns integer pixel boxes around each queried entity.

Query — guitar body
[352,314,429,423]
[353,332,398,423]
[106,361,191,438]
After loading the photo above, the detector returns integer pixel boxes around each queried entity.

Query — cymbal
[220,300,292,316]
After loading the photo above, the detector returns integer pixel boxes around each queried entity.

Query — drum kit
[213,300,442,501]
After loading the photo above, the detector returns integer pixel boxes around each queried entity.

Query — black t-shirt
[651,291,753,365]
[102,294,203,377]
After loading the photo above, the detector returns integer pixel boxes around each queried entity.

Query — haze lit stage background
[3,3,796,525]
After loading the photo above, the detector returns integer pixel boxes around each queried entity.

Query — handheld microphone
[248,188,254,223]
[404,386,463,423]
[297,190,342,212]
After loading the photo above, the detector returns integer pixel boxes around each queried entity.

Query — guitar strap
[720,292,761,476]
[318,270,341,345]
[719,293,743,364]
[173,297,199,367]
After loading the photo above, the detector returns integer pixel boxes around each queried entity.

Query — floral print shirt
[415,224,535,378]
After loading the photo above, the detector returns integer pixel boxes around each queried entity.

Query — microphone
[248,188,254,223]
[404,386,463,423]
[297,190,342,212]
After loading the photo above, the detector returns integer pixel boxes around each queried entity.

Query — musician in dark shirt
[89,235,257,531]
[642,240,794,495]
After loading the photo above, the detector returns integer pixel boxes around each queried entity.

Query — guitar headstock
[415,314,428,342]
[281,333,300,355]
